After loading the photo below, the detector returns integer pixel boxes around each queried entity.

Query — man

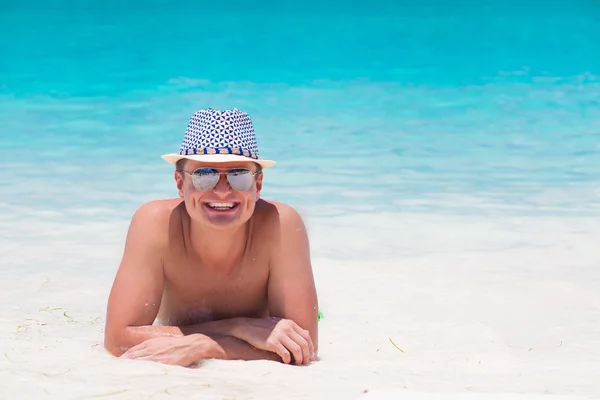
[103,108,319,367]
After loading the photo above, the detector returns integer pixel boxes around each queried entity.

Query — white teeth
[207,202,235,209]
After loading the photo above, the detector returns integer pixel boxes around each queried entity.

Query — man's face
[175,160,263,230]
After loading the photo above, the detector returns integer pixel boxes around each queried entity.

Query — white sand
[1,211,599,399]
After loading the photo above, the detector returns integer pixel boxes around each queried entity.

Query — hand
[121,334,215,367]
[231,317,315,365]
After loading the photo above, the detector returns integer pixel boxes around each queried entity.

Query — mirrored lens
[191,168,220,191]
[226,169,253,191]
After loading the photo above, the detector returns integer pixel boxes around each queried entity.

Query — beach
[1,211,599,399]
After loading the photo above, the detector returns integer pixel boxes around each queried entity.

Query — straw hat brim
[161,153,276,169]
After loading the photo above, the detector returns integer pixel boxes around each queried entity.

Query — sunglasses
[179,167,259,192]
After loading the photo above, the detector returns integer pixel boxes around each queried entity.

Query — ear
[174,170,185,198]
[255,172,263,198]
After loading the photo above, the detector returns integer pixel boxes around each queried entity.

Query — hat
[161,108,276,168]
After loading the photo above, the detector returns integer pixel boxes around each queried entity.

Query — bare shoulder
[131,198,183,228]
[132,198,182,221]
[255,199,308,233]
[254,199,311,265]
[126,198,184,248]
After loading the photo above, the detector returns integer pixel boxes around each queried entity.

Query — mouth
[203,202,240,212]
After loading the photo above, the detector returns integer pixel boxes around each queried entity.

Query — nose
[211,173,232,196]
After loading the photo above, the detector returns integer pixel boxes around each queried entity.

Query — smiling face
[175,159,263,230]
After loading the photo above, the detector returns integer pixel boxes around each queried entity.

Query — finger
[273,342,292,364]
[129,354,158,362]
[288,331,310,365]
[282,319,313,361]
[122,349,148,359]
[122,346,152,359]
[292,325,314,361]
[122,347,136,357]
[122,348,139,358]
[281,336,303,366]
[122,341,147,355]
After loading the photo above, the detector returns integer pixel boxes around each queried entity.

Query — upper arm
[104,202,167,354]
[267,204,319,351]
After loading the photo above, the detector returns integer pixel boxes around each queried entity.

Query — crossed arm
[103,202,319,366]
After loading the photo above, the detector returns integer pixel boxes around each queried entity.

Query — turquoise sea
[1,1,599,225]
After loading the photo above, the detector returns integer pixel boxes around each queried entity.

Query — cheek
[182,183,192,199]
[249,185,260,201]
[183,183,202,204]
[242,191,258,210]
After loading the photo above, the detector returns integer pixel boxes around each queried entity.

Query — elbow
[103,339,125,357]
[103,330,128,357]
[104,343,125,358]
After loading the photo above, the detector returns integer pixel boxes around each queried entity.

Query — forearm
[104,317,245,356]
[204,334,282,362]
[180,317,241,337]
[108,330,280,364]
[104,325,182,356]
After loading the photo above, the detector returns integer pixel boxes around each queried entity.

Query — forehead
[185,160,257,171]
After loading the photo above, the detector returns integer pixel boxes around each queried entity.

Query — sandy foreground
[1,211,599,399]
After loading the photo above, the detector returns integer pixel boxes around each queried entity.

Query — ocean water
[1,2,600,399]
[1,0,599,224]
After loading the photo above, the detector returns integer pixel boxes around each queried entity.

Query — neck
[188,219,250,274]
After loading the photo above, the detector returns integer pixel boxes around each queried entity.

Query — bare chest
[158,256,270,326]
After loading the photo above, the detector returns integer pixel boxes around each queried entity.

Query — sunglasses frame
[178,167,260,192]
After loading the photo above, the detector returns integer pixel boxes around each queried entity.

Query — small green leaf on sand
[388,337,404,353]
[317,310,323,322]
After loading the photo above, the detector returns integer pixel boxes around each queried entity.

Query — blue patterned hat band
[161,108,276,168]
